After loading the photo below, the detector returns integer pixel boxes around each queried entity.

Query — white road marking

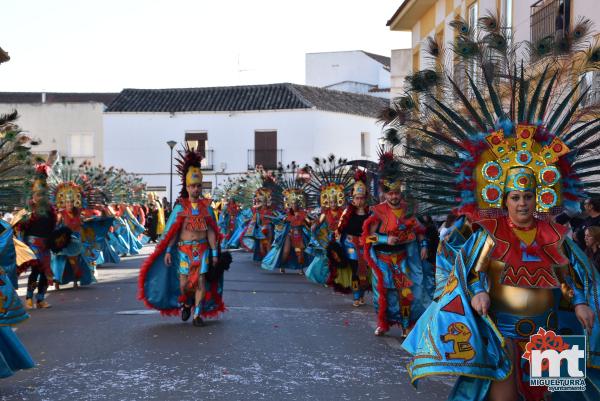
[115,310,159,315]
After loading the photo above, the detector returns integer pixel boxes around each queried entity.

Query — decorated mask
[55,182,83,209]
[320,183,345,208]
[283,189,305,209]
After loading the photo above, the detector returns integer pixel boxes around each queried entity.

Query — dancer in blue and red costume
[336,170,371,306]
[262,164,312,274]
[0,219,35,378]
[219,197,246,249]
[362,149,429,337]
[138,145,227,326]
[15,164,57,309]
[49,165,96,288]
[242,173,277,261]
[379,13,600,400]
[304,155,353,289]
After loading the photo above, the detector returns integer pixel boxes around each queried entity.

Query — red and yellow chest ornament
[476,124,569,213]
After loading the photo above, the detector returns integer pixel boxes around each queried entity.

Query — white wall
[0,102,105,163]
[391,48,412,95]
[306,51,389,89]
[103,109,383,200]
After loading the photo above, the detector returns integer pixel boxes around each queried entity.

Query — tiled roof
[106,83,388,118]
[361,51,390,68]
[0,92,119,105]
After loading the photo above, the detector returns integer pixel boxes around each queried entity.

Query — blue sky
[0,0,410,92]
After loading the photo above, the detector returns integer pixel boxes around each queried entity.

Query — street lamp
[167,140,177,207]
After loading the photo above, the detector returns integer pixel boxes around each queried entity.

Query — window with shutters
[253,131,277,169]
[68,133,94,157]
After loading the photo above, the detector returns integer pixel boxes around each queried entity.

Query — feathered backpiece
[47,157,103,210]
[381,12,600,218]
[80,163,146,206]
[276,161,310,209]
[131,180,147,205]
[175,142,204,199]
[305,154,353,209]
[214,171,262,209]
[0,111,40,213]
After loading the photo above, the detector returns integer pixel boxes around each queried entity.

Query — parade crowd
[4,12,600,401]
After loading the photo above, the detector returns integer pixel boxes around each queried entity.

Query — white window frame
[500,0,513,31]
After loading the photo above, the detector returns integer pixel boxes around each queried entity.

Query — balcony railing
[247,149,283,170]
[531,0,569,48]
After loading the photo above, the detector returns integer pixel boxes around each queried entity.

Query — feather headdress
[174,142,204,199]
[305,154,353,209]
[381,13,600,218]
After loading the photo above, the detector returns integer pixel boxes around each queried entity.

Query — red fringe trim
[137,213,185,316]
[361,214,389,332]
[202,278,227,318]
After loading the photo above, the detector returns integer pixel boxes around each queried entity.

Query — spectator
[575,198,600,248]
[439,213,457,241]
[162,197,172,219]
[146,201,159,243]
[555,212,574,238]
[421,215,440,265]
[555,4,565,41]
[584,226,600,273]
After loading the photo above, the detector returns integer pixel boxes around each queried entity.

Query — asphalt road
[1,246,453,401]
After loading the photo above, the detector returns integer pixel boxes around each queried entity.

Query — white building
[103,83,387,200]
[305,51,391,99]
[0,92,118,164]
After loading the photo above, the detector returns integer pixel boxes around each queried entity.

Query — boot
[36,300,52,309]
[181,304,191,321]
[192,305,204,327]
